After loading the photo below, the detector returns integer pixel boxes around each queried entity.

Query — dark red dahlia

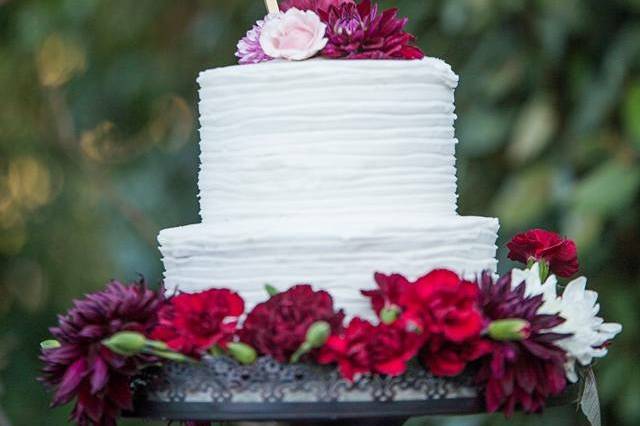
[319,0,425,60]
[361,272,410,316]
[318,317,424,380]
[151,289,244,358]
[238,285,344,363]
[476,272,570,416]
[281,0,354,13]
[402,269,485,343]
[40,279,164,426]
[507,229,579,277]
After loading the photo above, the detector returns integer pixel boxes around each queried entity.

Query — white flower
[512,263,561,314]
[511,265,623,382]
[259,8,327,61]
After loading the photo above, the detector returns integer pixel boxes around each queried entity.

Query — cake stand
[127,356,579,425]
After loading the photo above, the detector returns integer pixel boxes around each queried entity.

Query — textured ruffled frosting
[159,57,500,317]
[159,216,499,319]
[197,58,460,226]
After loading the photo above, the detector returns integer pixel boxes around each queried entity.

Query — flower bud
[227,342,258,365]
[380,307,400,325]
[40,339,61,350]
[153,349,192,363]
[102,331,147,356]
[306,321,331,349]
[488,319,531,341]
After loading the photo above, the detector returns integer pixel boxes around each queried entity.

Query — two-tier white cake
[159,57,499,318]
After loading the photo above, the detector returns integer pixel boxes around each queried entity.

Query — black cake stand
[127,356,579,425]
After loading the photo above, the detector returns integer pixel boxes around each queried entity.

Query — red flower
[319,0,425,60]
[361,272,410,316]
[403,270,485,343]
[238,285,344,363]
[476,272,569,416]
[151,289,244,358]
[40,279,164,426]
[421,335,492,377]
[318,317,423,380]
[507,229,579,277]
[361,269,488,377]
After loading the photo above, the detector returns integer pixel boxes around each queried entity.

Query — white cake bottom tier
[158,216,499,319]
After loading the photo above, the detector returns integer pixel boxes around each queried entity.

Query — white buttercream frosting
[159,57,500,318]
[197,58,460,225]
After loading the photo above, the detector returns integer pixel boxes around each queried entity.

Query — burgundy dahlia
[40,279,164,426]
[151,288,244,358]
[507,228,579,277]
[319,0,425,59]
[476,272,570,416]
[281,0,354,13]
[239,285,344,363]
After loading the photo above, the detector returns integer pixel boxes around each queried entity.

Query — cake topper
[264,0,279,14]
[237,1,425,64]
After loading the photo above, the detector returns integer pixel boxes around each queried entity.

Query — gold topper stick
[264,0,280,14]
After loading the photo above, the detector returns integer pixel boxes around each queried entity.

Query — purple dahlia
[235,17,273,65]
[319,0,425,60]
[40,279,164,426]
[476,272,570,416]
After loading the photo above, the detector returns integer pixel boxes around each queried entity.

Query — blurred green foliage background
[0,0,638,425]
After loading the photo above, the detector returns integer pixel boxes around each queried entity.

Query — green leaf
[573,160,640,217]
[561,211,604,253]
[40,339,61,350]
[457,106,512,157]
[507,95,557,163]
[265,284,279,297]
[492,165,554,231]
[623,82,640,150]
[620,368,640,423]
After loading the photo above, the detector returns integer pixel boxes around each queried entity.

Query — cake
[158,58,500,318]
[39,4,623,424]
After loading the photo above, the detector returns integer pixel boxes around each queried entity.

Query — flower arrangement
[235,0,425,64]
[40,229,621,426]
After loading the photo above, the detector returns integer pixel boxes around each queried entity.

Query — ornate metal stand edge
[128,356,578,422]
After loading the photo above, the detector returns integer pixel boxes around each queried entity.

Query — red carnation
[507,229,579,277]
[476,272,569,416]
[319,0,425,60]
[151,289,244,358]
[361,272,410,316]
[421,335,492,377]
[40,279,164,426]
[402,270,485,343]
[238,285,344,363]
[318,317,423,380]
[361,269,488,377]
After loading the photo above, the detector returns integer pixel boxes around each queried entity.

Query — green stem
[539,260,550,282]
[290,342,312,363]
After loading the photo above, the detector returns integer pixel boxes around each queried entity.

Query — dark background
[0,0,638,425]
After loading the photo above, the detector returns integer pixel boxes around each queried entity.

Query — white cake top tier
[197,57,460,229]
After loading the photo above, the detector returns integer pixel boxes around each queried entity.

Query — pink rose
[259,8,327,61]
